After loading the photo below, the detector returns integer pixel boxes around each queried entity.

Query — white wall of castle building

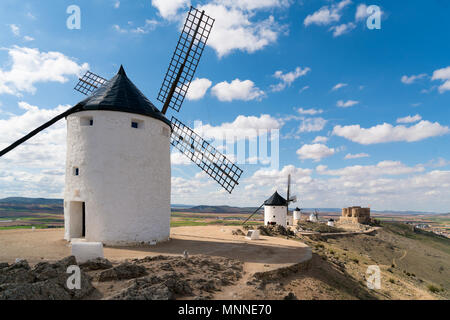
[64,110,171,245]
[264,205,287,227]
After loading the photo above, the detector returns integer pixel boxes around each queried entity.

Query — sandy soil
[0,226,311,276]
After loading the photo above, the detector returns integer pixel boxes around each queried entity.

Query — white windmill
[243,174,297,228]
[0,7,243,246]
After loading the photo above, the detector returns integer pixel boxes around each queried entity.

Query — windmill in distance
[243,174,297,227]
[0,7,243,245]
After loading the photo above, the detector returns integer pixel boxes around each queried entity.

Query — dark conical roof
[73,66,171,126]
[264,191,287,206]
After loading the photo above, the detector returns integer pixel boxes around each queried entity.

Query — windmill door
[69,201,86,239]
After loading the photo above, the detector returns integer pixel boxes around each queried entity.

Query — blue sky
[0,0,449,212]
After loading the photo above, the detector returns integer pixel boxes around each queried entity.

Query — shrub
[389,278,395,284]
[427,284,442,293]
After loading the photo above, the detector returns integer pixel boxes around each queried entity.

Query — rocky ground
[0,255,243,300]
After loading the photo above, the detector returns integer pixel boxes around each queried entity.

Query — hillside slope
[233,222,449,300]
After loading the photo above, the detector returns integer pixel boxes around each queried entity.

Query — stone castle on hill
[340,206,371,224]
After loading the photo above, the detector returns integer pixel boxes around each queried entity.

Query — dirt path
[0,226,311,275]
[392,249,408,266]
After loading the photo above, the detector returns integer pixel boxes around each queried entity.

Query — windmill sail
[157,6,215,114]
[0,106,82,157]
[74,71,108,96]
[171,116,243,194]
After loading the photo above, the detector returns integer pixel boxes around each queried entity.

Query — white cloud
[218,0,290,11]
[114,19,158,34]
[186,78,212,100]
[211,79,265,102]
[296,143,335,161]
[152,1,289,57]
[431,66,450,93]
[304,0,352,26]
[317,160,424,177]
[355,4,369,21]
[298,117,327,133]
[333,120,450,145]
[271,67,311,92]
[297,107,323,115]
[0,102,71,198]
[9,24,20,36]
[247,165,313,187]
[355,4,384,21]
[344,153,369,159]
[299,85,310,93]
[313,136,328,143]
[23,36,35,42]
[330,22,356,37]
[396,114,422,124]
[195,114,282,141]
[337,100,359,108]
[114,1,120,9]
[201,4,285,57]
[171,151,193,165]
[332,83,348,91]
[0,46,89,96]
[401,73,427,84]
[152,0,191,19]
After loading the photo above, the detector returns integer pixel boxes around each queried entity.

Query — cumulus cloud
[296,143,335,161]
[186,78,212,100]
[313,136,329,143]
[171,151,193,165]
[152,1,290,57]
[401,73,427,84]
[172,162,450,212]
[152,0,190,19]
[0,46,89,96]
[200,3,287,57]
[396,114,422,124]
[298,117,327,133]
[211,79,265,102]
[317,160,424,177]
[333,120,450,145]
[337,100,359,108]
[330,22,356,37]
[304,0,351,26]
[271,67,311,92]
[247,165,313,187]
[195,114,282,141]
[0,102,70,198]
[344,153,369,159]
[432,66,450,93]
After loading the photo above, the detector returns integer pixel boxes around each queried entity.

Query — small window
[80,116,93,126]
[73,167,79,176]
[161,126,170,137]
[131,119,144,129]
